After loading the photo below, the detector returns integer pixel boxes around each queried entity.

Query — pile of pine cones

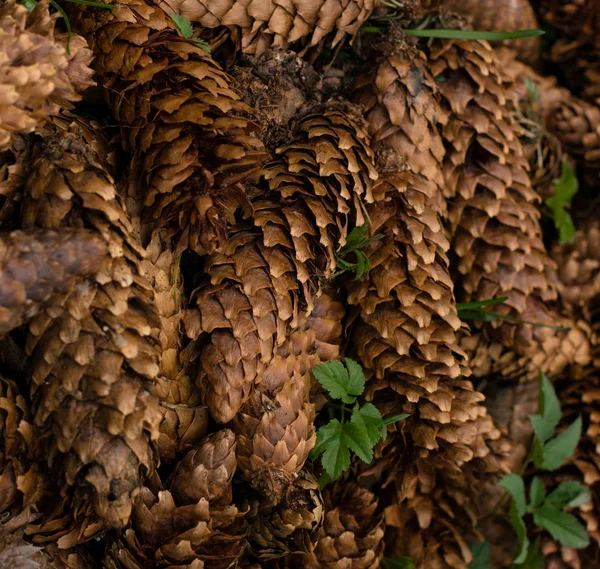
[0,0,599,567]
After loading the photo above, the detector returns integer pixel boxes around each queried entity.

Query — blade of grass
[403,29,544,40]
[456,297,508,310]
[50,0,71,54]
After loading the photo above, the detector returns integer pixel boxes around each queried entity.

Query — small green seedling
[169,14,211,54]
[309,358,408,485]
[470,373,590,569]
[545,160,578,244]
[335,225,383,280]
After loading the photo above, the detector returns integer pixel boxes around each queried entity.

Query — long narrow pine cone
[0,229,108,337]
[283,481,384,569]
[184,104,372,503]
[143,232,208,463]
[155,0,377,58]
[106,429,247,569]
[429,38,592,380]
[0,0,94,152]
[20,115,162,529]
[67,0,267,256]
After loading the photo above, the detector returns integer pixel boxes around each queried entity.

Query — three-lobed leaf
[311,420,351,480]
[312,359,364,404]
[533,505,590,549]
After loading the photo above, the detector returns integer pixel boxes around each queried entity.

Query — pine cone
[284,481,384,569]
[155,0,376,57]
[67,0,267,256]
[247,471,324,560]
[430,38,591,380]
[0,0,94,151]
[0,374,43,531]
[106,430,247,569]
[0,229,107,336]
[550,217,600,311]
[536,0,599,37]
[445,0,541,65]
[144,232,208,464]
[20,116,162,529]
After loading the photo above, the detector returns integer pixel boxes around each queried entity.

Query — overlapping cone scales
[20,117,161,529]
[430,38,590,378]
[0,375,42,523]
[352,41,447,196]
[68,0,267,255]
[156,0,376,57]
[0,229,108,336]
[248,471,324,560]
[0,0,94,151]
[143,232,207,463]
[285,482,384,569]
[445,0,541,64]
[107,430,247,569]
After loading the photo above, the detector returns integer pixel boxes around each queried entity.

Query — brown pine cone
[445,0,541,65]
[0,229,107,336]
[143,232,208,464]
[0,0,94,151]
[155,0,376,57]
[106,430,247,569]
[247,471,324,561]
[67,0,267,256]
[0,375,44,533]
[430,38,591,380]
[284,481,384,569]
[550,217,600,311]
[20,116,162,529]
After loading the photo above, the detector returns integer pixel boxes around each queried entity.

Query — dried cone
[445,0,541,65]
[106,430,247,569]
[429,38,591,380]
[550,217,600,311]
[184,104,371,502]
[67,0,267,255]
[143,232,208,463]
[20,115,162,529]
[0,229,108,336]
[155,0,376,57]
[0,0,94,151]
[0,374,44,532]
[247,471,324,560]
[283,481,384,569]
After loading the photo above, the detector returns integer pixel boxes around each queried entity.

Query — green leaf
[545,161,578,244]
[500,474,527,517]
[311,359,364,404]
[353,402,388,444]
[457,309,503,323]
[528,477,546,511]
[468,540,491,569]
[317,471,331,489]
[528,372,561,444]
[511,538,543,569]
[313,420,352,480]
[546,481,591,509]
[382,558,416,569]
[541,416,582,471]
[508,502,530,564]
[19,0,37,9]
[169,13,194,38]
[403,29,545,40]
[384,413,410,426]
[456,297,508,311]
[60,0,115,6]
[345,407,376,463]
[309,419,341,462]
[533,505,590,549]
